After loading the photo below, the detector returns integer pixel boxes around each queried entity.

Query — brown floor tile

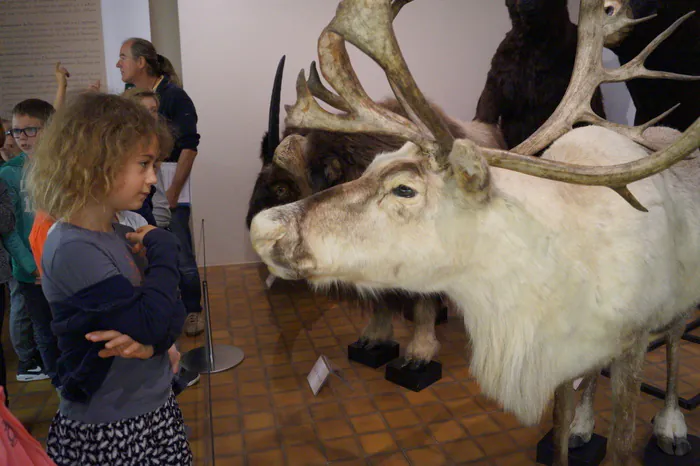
[317,418,354,440]
[359,432,398,456]
[475,432,520,457]
[494,451,533,465]
[403,389,439,405]
[286,444,327,465]
[248,449,284,466]
[373,392,408,411]
[244,429,281,452]
[428,419,468,443]
[310,402,344,420]
[213,433,244,456]
[280,425,318,446]
[433,382,471,401]
[368,451,411,465]
[405,446,449,465]
[443,438,487,463]
[213,415,242,436]
[350,413,387,434]
[323,437,363,461]
[413,403,452,423]
[382,408,420,429]
[243,412,275,431]
[460,413,504,437]
[393,426,436,450]
[342,397,377,417]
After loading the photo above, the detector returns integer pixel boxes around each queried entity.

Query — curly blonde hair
[27,92,172,220]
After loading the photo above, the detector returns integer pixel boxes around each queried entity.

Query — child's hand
[131,242,148,258]
[167,344,180,374]
[55,62,70,86]
[126,225,158,247]
[86,330,154,359]
[86,79,101,92]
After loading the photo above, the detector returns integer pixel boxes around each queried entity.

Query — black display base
[347,340,400,369]
[536,429,607,466]
[643,434,699,465]
[384,358,442,392]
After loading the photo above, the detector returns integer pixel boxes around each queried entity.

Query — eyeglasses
[11,127,41,138]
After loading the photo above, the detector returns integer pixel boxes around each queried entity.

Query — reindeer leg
[553,382,575,466]
[654,318,691,456]
[359,300,394,348]
[569,373,598,448]
[609,336,647,466]
[404,296,440,369]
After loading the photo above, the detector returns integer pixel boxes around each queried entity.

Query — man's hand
[166,187,180,209]
[86,330,154,359]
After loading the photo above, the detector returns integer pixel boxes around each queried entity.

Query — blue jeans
[8,278,37,365]
[169,206,202,314]
[18,282,58,382]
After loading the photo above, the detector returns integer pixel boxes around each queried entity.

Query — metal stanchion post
[181,219,244,374]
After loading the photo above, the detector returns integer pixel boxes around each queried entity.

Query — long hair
[125,38,182,87]
[27,93,172,220]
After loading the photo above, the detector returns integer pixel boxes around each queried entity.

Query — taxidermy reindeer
[610,0,700,131]
[247,53,505,367]
[474,0,606,150]
[250,0,700,464]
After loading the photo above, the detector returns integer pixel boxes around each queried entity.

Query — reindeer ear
[450,139,491,196]
[273,135,313,197]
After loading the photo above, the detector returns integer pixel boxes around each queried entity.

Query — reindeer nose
[250,211,288,259]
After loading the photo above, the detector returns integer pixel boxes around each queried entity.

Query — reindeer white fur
[252,124,699,463]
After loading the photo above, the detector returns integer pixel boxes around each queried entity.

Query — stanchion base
[181,344,245,374]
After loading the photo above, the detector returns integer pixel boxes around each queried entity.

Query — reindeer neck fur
[438,126,700,426]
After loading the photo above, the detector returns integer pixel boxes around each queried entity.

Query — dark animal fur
[611,0,700,131]
[474,0,605,151]
[246,99,467,227]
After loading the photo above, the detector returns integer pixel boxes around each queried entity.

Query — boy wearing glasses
[0,99,59,384]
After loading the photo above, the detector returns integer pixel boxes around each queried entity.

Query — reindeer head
[251,0,699,291]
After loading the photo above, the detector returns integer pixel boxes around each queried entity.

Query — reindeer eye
[604,5,615,15]
[273,183,289,198]
[392,184,417,198]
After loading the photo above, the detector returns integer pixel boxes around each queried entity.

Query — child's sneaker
[17,359,49,382]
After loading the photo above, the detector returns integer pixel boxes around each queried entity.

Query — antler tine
[306,61,352,113]
[607,11,700,82]
[329,0,455,161]
[514,0,699,157]
[285,30,433,149]
[481,116,700,212]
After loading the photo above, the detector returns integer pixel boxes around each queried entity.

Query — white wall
[179,0,511,265]
[100,0,151,94]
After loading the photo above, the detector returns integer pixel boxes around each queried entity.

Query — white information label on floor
[307,356,332,396]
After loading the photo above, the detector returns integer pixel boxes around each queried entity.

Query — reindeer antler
[479,0,700,211]
[514,2,699,155]
[284,0,453,160]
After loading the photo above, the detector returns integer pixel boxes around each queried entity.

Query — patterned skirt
[46,393,192,466]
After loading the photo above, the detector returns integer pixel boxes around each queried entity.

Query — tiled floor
[3,263,700,465]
